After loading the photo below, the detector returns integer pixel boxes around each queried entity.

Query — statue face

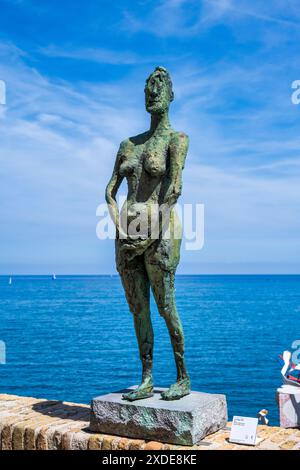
[145,71,172,115]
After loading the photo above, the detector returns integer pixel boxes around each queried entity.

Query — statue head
[145,66,174,115]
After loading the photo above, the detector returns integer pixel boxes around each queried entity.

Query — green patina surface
[105,67,190,401]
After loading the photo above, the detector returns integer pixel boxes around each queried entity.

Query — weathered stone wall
[0,394,300,450]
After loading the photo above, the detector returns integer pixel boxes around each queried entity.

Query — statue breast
[143,148,167,177]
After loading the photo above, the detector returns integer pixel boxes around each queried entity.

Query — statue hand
[164,185,181,207]
[120,239,152,261]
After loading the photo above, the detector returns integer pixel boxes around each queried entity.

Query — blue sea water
[0,275,299,425]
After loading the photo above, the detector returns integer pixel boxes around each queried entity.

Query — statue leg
[145,263,190,400]
[118,261,154,401]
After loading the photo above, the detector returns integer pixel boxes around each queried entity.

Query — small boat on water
[52,274,57,280]
[8,276,12,285]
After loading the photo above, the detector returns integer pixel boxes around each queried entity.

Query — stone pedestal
[90,386,227,446]
[277,385,300,428]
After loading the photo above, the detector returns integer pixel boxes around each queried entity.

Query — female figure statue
[105,66,190,401]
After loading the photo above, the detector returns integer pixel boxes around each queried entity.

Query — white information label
[229,416,258,446]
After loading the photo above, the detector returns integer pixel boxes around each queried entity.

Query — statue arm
[105,145,125,238]
[164,132,189,207]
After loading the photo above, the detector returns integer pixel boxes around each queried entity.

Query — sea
[0,275,299,425]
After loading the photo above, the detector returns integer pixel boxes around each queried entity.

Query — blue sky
[0,0,300,274]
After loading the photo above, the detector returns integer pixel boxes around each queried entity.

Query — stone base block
[90,386,227,446]
[277,385,300,428]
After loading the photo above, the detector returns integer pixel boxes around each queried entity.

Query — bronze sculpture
[105,66,190,401]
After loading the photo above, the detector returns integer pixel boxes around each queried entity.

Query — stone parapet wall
[0,394,300,451]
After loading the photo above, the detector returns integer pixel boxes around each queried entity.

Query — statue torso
[118,129,176,240]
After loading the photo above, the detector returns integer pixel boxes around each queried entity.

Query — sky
[0,0,300,274]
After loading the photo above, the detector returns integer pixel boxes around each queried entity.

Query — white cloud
[0,42,146,272]
[122,0,300,38]
[39,45,142,65]
[0,37,299,273]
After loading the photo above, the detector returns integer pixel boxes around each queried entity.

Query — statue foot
[122,381,154,402]
[161,377,191,401]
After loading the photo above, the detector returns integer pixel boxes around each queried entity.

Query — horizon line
[1,273,300,277]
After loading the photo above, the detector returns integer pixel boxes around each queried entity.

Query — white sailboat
[52,274,57,280]
[8,276,12,285]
